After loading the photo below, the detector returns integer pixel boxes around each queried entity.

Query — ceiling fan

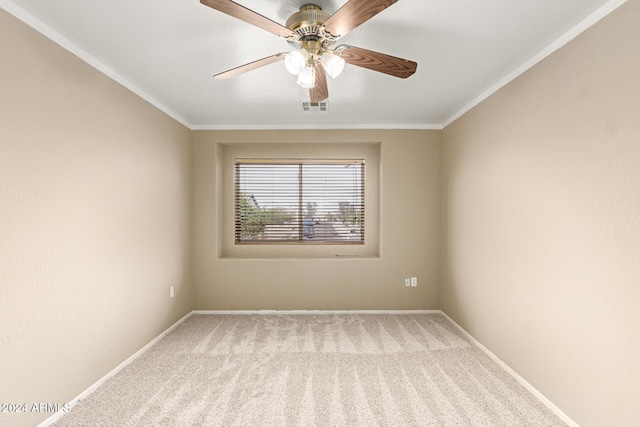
[200,0,418,103]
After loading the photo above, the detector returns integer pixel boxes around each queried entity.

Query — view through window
[235,159,365,244]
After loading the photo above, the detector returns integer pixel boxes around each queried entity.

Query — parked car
[302,218,314,238]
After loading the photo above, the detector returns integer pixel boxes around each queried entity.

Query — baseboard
[192,309,441,315]
[440,312,579,427]
[38,311,193,427]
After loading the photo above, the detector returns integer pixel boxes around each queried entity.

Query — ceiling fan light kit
[284,4,344,87]
[286,48,344,87]
[201,0,418,102]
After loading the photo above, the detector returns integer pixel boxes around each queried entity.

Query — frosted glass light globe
[320,52,345,78]
[284,50,308,75]
[296,65,315,88]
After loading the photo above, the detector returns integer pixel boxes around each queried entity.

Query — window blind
[235,159,365,244]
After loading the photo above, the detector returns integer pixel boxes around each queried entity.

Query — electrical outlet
[169,286,174,298]
[404,278,411,287]
[411,277,417,287]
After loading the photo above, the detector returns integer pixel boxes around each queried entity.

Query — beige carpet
[53,313,566,426]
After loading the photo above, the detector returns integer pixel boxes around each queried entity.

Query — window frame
[217,141,380,259]
[234,158,365,245]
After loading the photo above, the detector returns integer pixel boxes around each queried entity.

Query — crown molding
[442,0,628,128]
[191,123,443,131]
[0,0,191,129]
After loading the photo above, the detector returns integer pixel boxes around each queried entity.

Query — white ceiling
[1,0,624,129]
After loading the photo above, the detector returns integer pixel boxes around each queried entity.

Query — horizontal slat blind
[235,159,365,244]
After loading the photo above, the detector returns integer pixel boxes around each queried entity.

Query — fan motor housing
[286,4,330,41]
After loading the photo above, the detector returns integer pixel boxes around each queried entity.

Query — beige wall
[441,1,640,425]
[193,129,440,310]
[0,10,192,427]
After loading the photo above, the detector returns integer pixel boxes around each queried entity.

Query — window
[235,159,365,244]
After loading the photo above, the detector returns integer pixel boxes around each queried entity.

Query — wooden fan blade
[214,53,285,79]
[200,0,293,38]
[323,0,399,38]
[310,64,329,103]
[338,45,417,78]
